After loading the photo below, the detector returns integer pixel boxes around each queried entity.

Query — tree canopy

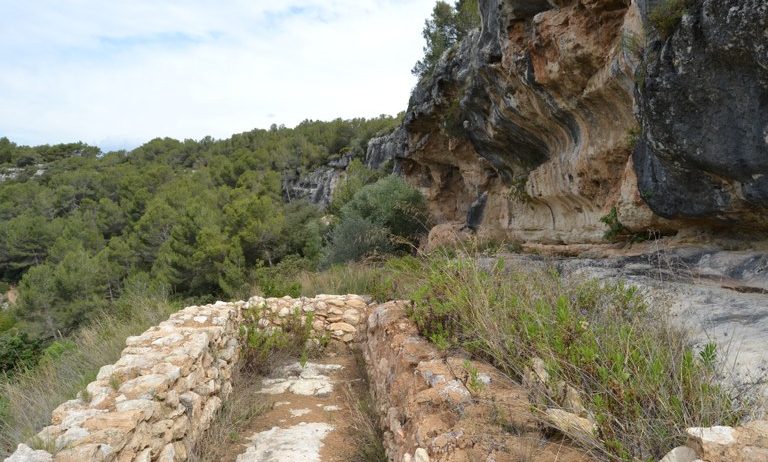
[0,114,412,374]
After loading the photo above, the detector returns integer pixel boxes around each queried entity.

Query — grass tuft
[345,351,387,462]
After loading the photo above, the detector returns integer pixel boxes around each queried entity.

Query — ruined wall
[4,295,369,462]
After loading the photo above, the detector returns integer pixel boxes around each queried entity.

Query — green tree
[412,0,480,78]
[0,214,58,281]
[15,247,108,338]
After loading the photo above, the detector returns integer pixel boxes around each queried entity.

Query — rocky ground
[228,353,363,462]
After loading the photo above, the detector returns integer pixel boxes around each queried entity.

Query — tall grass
[400,254,752,461]
[293,258,415,302]
[345,351,387,462]
[0,289,177,457]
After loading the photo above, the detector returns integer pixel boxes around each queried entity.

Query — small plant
[506,177,532,203]
[625,126,641,150]
[699,342,717,369]
[78,388,92,403]
[620,32,644,57]
[27,435,57,454]
[108,375,123,391]
[648,0,693,39]
[600,207,627,241]
[429,331,452,351]
[241,308,318,373]
[346,352,388,462]
[463,360,484,393]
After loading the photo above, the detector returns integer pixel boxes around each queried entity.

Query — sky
[0,0,435,151]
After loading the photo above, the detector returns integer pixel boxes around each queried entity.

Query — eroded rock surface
[236,423,334,462]
[395,0,767,244]
[635,0,768,227]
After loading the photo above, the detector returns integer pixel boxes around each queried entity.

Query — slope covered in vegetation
[0,115,426,375]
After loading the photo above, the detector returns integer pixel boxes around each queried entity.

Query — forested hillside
[0,115,428,374]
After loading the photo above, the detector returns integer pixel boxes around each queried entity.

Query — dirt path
[226,352,364,462]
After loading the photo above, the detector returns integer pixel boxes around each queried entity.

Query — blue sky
[0,0,435,151]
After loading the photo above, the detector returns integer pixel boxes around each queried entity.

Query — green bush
[0,330,42,373]
[324,176,428,265]
[340,176,429,246]
[250,255,313,298]
[323,216,392,266]
[600,207,626,242]
[328,159,382,215]
[240,306,320,374]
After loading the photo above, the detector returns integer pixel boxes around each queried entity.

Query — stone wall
[364,300,768,462]
[5,294,369,462]
[363,301,592,462]
[8,293,768,462]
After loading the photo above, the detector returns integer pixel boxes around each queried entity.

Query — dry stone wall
[4,294,369,462]
[363,300,592,462]
[7,293,768,462]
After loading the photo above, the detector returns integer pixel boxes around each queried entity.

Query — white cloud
[0,0,435,150]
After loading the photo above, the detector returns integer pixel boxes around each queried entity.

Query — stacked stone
[5,294,371,462]
[7,301,243,462]
[245,294,369,344]
[660,422,768,462]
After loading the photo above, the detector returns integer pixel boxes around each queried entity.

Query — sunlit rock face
[399,0,768,244]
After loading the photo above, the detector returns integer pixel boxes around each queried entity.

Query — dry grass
[0,291,176,457]
[294,258,402,302]
[344,351,387,462]
[187,368,268,462]
[402,254,754,461]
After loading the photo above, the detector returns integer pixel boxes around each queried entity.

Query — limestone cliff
[395,0,768,244]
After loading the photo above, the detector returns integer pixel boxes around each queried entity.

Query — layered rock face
[398,0,768,244]
[282,154,353,207]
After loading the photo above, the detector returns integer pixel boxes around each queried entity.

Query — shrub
[0,330,42,373]
[403,254,750,460]
[340,175,429,247]
[324,176,428,265]
[250,255,314,298]
[600,207,626,242]
[328,159,382,215]
[323,216,392,266]
[240,306,321,374]
[648,0,693,39]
